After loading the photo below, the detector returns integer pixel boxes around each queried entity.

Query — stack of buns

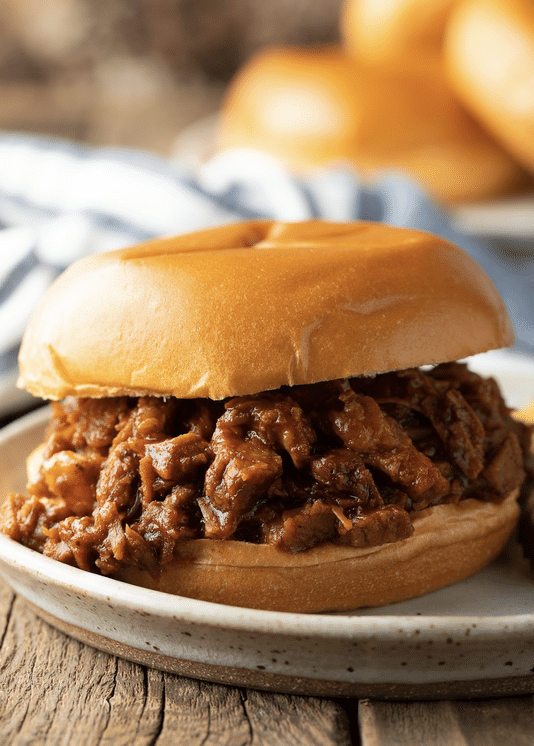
[217,0,534,205]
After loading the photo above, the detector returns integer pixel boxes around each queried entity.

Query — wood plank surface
[359,698,534,746]
[0,576,354,745]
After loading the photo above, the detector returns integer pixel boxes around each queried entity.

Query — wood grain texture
[0,576,353,745]
[359,698,534,746]
[359,701,470,746]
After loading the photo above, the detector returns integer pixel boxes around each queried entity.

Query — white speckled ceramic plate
[1,351,534,699]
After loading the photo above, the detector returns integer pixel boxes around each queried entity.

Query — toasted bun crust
[445,0,534,177]
[113,492,520,612]
[217,46,527,203]
[18,220,513,401]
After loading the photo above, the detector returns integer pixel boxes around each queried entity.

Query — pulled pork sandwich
[1,220,530,612]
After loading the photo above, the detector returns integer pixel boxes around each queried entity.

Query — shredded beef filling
[0,363,529,575]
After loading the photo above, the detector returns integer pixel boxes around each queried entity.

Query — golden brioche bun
[18,219,513,402]
[217,46,527,204]
[113,492,520,612]
[341,0,455,65]
[445,0,534,176]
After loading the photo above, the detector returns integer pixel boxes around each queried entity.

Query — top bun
[18,220,513,401]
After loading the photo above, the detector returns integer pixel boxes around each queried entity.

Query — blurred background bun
[340,0,455,65]
[218,45,527,204]
[445,0,534,176]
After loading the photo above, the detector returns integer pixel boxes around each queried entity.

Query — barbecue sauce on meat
[0,363,529,576]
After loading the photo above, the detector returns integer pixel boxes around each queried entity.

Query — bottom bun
[113,492,520,613]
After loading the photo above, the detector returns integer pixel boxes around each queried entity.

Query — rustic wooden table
[1,572,534,746]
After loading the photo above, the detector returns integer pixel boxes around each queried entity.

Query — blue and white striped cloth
[1,133,533,415]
